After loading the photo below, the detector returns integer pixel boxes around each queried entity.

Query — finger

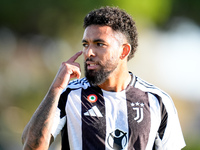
[70,67,81,79]
[71,62,81,69]
[61,62,81,74]
[61,62,81,77]
[67,51,83,62]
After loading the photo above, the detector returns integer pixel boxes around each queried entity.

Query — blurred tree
[0,0,175,36]
[1,0,200,36]
[109,0,172,27]
[170,0,200,25]
[0,0,107,36]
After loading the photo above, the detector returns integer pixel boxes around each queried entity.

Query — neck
[98,64,131,92]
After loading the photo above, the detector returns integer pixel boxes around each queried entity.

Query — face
[82,25,124,85]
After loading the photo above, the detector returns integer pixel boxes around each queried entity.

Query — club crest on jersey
[131,102,144,123]
[107,129,127,150]
[87,94,98,103]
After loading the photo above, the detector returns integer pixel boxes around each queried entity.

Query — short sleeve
[50,88,70,138]
[51,108,66,138]
[160,95,186,150]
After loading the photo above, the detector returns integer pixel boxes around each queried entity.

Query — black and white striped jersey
[51,72,185,150]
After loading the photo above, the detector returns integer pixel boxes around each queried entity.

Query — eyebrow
[82,39,87,43]
[82,39,106,43]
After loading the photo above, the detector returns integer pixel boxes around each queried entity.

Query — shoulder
[59,77,90,107]
[59,77,90,99]
[134,75,177,113]
[63,77,90,92]
[134,76,171,100]
[134,75,186,148]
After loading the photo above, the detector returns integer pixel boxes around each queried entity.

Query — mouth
[86,61,99,70]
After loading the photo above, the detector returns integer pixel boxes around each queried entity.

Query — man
[22,6,186,150]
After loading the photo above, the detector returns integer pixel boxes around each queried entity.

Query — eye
[82,43,89,48]
[97,43,104,47]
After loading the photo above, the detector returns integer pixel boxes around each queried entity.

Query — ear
[120,43,131,60]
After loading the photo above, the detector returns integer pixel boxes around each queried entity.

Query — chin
[85,69,110,86]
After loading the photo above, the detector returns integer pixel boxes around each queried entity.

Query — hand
[51,51,83,91]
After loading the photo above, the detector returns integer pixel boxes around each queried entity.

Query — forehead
[82,25,124,42]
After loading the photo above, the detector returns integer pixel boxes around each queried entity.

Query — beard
[84,58,118,86]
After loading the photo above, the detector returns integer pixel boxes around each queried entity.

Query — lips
[86,61,99,70]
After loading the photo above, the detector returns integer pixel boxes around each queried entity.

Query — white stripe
[145,93,161,149]
[66,88,82,150]
[103,90,128,150]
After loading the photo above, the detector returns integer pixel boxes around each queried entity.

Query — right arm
[22,51,83,150]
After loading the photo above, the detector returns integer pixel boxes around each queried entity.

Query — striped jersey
[51,72,185,150]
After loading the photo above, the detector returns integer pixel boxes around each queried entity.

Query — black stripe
[152,94,168,149]
[58,87,83,118]
[135,77,170,128]
[61,122,70,150]
[81,86,106,150]
[126,86,151,149]
[58,88,72,150]
[58,88,72,118]
[154,94,168,139]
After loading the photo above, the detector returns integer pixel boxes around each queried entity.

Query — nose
[84,45,95,58]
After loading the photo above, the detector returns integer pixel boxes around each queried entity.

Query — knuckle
[61,62,67,66]
[62,62,70,67]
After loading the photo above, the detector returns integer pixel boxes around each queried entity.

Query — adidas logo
[84,106,103,117]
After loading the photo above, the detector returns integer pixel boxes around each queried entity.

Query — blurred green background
[0,0,200,149]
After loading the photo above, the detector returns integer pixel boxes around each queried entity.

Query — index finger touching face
[68,51,83,62]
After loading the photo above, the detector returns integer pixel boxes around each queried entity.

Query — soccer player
[22,6,186,150]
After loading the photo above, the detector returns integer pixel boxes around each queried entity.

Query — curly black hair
[83,6,138,61]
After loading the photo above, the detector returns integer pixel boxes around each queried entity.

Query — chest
[66,87,151,149]
[80,87,150,134]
